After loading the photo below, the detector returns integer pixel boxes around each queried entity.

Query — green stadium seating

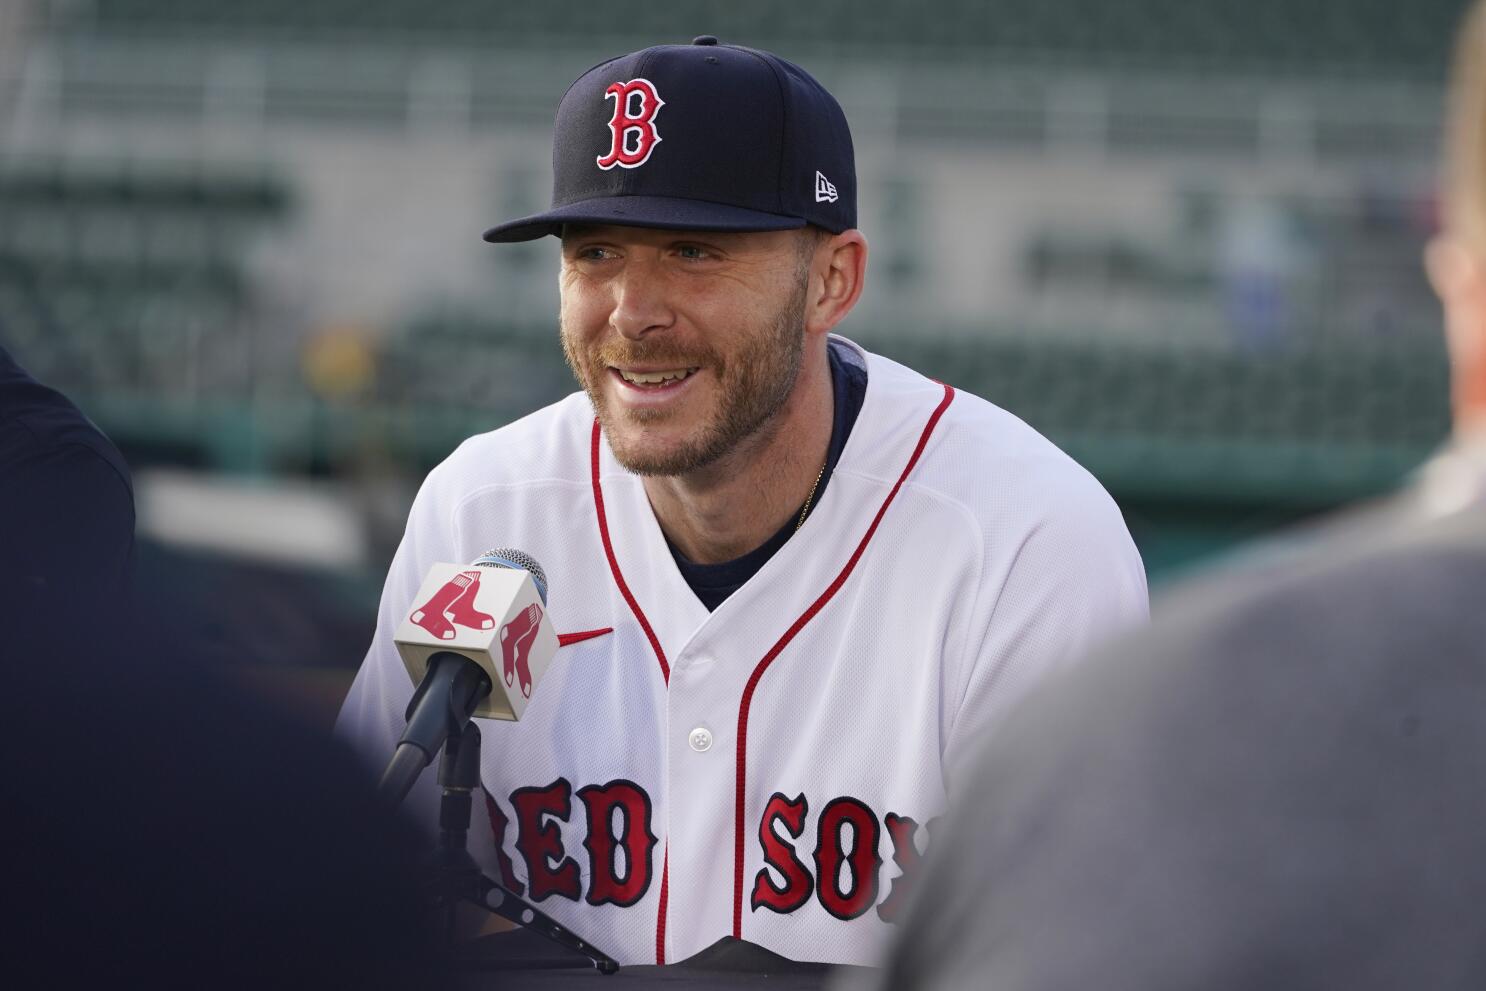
[45,0,1468,77]
[0,158,289,399]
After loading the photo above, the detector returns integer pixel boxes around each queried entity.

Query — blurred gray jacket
[862,467,1486,990]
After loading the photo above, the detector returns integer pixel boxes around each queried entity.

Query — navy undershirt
[668,340,868,611]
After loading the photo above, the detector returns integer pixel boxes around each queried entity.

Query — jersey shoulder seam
[445,476,592,550]
[834,466,995,759]
[832,466,988,539]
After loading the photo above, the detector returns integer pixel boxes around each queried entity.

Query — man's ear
[804,230,868,338]
[1427,235,1484,302]
[1428,236,1486,345]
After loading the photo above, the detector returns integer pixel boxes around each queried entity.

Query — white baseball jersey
[335,336,1148,967]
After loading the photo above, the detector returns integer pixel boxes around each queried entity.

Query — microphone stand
[432,721,620,975]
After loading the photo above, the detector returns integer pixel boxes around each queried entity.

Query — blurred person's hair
[1444,1,1486,253]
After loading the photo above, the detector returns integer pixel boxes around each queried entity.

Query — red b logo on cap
[597,79,665,170]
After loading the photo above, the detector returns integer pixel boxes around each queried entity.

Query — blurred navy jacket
[0,341,135,601]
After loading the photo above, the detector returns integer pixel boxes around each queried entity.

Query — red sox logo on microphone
[597,78,664,170]
[501,603,543,699]
[410,570,494,641]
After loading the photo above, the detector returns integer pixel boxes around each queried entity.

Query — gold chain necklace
[794,460,828,533]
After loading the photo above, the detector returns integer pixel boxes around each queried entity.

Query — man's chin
[608,441,700,477]
[603,425,723,478]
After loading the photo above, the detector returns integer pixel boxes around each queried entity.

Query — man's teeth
[619,368,696,385]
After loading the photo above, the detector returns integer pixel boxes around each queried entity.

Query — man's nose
[609,263,674,341]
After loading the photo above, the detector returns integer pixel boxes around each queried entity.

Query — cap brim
[482,195,806,243]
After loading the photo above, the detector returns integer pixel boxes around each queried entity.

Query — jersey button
[688,727,713,752]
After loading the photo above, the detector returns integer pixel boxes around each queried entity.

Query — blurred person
[337,37,1147,967]
[1226,0,1486,549]
[1217,196,1300,350]
[1424,0,1486,515]
[0,341,448,984]
[861,6,1486,988]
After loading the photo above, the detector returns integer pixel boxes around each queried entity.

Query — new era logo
[814,171,838,204]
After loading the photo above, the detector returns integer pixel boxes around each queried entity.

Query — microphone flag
[393,563,557,721]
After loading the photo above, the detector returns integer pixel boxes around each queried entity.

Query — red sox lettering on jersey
[481,779,933,923]
[597,79,665,170]
[336,339,1149,967]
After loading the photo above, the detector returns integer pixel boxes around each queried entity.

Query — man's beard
[561,280,809,477]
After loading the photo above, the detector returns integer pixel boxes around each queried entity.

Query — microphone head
[473,548,549,605]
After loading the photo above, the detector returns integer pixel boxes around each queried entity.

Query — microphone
[377,548,556,805]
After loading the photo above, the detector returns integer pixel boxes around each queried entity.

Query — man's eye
[677,245,709,261]
[576,246,613,261]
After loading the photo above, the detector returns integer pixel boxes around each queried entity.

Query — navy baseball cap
[483,36,857,243]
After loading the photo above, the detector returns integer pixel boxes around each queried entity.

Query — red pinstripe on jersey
[591,422,671,686]
[591,420,672,962]
[731,383,956,939]
[656,846,670,965]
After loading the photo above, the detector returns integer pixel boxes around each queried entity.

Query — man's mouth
[613,367,699,387]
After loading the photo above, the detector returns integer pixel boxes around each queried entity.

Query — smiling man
[559,223,840,567]
[336,37,1147,968]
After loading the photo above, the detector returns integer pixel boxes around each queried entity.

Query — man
[336,37,1147,967]
[867,7,1486,988]
[1419,0,1486,521]
[0,343,444,986]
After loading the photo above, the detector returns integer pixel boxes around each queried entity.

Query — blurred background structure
[0,1,1467,713]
